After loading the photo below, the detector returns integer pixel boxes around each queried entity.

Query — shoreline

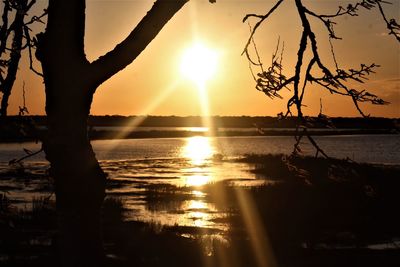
[0,128,397,143]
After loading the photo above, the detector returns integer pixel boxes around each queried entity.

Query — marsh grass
[102,197,126,224]
[100,155,400,266]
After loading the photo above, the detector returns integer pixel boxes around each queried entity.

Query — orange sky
[6,0,400,117]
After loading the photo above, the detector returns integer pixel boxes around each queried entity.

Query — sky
[5,0,400,117]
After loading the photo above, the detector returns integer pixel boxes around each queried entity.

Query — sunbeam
[105,79,182,142]
[234,188,277,267]
[179,40,219,136]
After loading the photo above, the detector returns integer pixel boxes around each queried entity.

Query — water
[1,135,399,164]
[1,135,399,230]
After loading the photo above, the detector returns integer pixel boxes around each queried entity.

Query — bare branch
[9,147,44,165]
[90,0,189,90]
[25,27,43,77]
[24,8,48,26]
[242,0,284,56]
[376,1,400,41]
[244,0,396,157]
[0,0,11,56]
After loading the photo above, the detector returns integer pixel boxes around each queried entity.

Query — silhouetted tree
[0,0,44,117]
[33,0,220,266]
[243,0,399,157]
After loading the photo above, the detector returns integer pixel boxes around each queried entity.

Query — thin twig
[242,0,285,56]
[9,148,44,165]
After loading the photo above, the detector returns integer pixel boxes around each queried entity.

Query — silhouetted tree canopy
[244,0,399,119]
[0,0,45,117]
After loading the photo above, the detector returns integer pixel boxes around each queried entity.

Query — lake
[0,134,399,230]
[1,135,399,163]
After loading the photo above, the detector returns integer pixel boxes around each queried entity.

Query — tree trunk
[35,1,189,266]
[42,81,106,267]
[36,2,106,263]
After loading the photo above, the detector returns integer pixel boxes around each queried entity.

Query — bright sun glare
[180,43,218,87]
[182,136,214,165]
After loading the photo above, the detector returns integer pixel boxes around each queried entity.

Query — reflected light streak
[182,136,214,165]
[128,199,226,231]
[178,200,212,228]
[185,174,210,187]
[188,200,207,210]
[192,190,206,197]
[186,127,208,133]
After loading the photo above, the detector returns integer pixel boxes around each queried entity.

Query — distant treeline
[0,115,398,142]
[1,115,399,129]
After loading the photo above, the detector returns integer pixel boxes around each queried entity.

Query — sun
[180,43,219,87]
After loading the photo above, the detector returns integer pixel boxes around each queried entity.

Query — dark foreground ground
[1,155,400,267]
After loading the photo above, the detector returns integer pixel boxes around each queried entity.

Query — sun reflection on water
[182,136,214,165]
[185,174,210,187]
[187,199,208,210]
[181,136,215,187]
[179,136,220,228]
[181,200,214,228]
[192,190,206,197]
